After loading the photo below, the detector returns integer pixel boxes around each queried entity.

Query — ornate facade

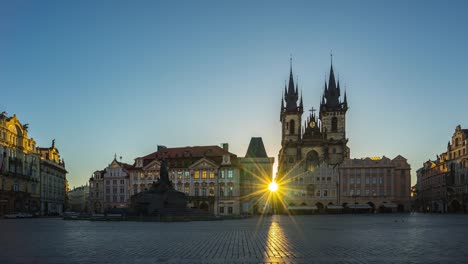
[277,60,349,210]
[88,157,131,213]
[0,113,66,216]
[38,141,67,215]
[128,144,241,215]
[416,125,468,213]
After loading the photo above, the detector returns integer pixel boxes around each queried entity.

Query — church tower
[319,58,349,165]
[278,62,303,178]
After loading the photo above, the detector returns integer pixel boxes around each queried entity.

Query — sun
[268,181,278,192]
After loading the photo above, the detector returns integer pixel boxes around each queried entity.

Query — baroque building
[277,60,349,211]
[0,113,41,215]
[128,144,242,215]
[38,140,67,215]
[416,125,468,213]
[88,156,132,213]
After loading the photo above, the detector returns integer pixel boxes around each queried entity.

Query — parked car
[4,212,33,219]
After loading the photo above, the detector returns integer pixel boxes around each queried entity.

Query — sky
[1,0,467,188]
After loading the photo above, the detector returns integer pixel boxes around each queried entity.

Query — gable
[189,158,219,169]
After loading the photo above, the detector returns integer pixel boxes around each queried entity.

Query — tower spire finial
[330,49,333,66]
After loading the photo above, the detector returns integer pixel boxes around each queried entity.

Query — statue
[52,139,55,148]
[130,158,188,216]
[159,159,170,185]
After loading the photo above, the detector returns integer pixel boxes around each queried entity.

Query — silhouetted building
[239,137,274,214]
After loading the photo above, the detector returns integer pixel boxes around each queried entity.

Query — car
[4,212,33,219]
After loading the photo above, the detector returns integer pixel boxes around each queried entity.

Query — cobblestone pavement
[1,214,468,264]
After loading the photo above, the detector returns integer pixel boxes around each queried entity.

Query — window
[372,189,376,196]
[120,196,124,203]
[194,187,199,196]
[228,186,233,196]
[316,177,320,182]
[227,170,233,178]
[219,187,224,197]
[327,177,331,181]
[366,177,370,184]
[106,180,110,184]
[350,189,354,196]
[184,185,189,195]
[202,171,207,179]
[120,187,124,193]
[356,178,361,184]
[323,190,328,197]
[365,189,369,195]
[96,183,99,188]
[356,189,361,195]
[113,196,117,202]
[194,171,200,179]
[220,206,225,214]
[316,190,321,197]
[177,171,182,179]
[113,187,117,193]
[228,206,233,214]
[209,186,215,196]
[209,172,215,179]
[120,180,124,184]
[184,171,190,178]
[113,180,117,185]
[379,177,383,184]
[372,177,376,184]
[350,178,354,184]
[221,170,225,178]
[289,120,295,134]
[331,117,337,132]
[106,188,110,194]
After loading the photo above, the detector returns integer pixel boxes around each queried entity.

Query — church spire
[284,57,299,112]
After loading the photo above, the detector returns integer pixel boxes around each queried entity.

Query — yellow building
[0,113,41,215]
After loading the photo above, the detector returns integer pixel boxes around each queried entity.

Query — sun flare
[268,181,278,192]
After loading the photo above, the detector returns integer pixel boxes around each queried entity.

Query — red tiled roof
[136,145,237,168]
[140,145,233,160]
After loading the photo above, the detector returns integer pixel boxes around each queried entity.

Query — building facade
[0,113,41,216]
[239,137,274,214]
[416,125,468,213]
[38,141,67,215]
[340,156,411,212]
[277,61,349,211]
[68,184,89,212]
[129,144,242,215]
[88,157,131,213]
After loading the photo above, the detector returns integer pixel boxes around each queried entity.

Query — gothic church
[277,59,349,209]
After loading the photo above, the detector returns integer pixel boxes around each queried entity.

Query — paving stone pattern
[1,214,467,264]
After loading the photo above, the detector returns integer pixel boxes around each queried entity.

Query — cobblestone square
[1,214,467,264]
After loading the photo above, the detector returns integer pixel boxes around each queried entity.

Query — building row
[0,113,67,216]
[415,125,468,213]
[88,139,274,216]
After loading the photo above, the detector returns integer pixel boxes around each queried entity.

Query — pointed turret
[284,60,299,112]
[343,90,348,108]
[299,92,303,110]
[321,58,341,110]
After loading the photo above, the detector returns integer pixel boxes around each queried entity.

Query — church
[277,58,349,211]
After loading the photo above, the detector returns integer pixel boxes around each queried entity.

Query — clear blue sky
[1,0,467,188]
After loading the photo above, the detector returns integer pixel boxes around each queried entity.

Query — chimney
[221,143,229,152]
[157,145,167,151]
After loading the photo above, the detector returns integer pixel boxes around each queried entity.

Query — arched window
[331,117,338,132]
[289,120,295,135]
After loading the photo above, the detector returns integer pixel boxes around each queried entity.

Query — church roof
[245,137,268,158]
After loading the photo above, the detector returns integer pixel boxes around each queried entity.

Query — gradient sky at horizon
[1,0,467,188]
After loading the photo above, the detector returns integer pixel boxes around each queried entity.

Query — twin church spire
[282,60,303,113]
